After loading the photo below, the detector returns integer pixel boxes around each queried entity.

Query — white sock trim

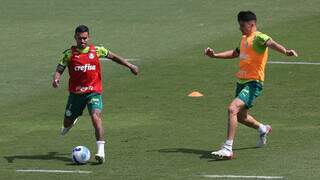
[96,141,105,144]
[223,139,233,151]
[225,139,233,146]
[96,141,105,155]
[258,124,267,134]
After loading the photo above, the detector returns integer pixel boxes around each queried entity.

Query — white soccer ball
[72,146,91,164]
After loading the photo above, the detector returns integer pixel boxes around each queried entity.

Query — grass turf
[0,0,319,179]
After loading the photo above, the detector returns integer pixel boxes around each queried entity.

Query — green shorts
[235,81,263,109]
[64,92,103,119]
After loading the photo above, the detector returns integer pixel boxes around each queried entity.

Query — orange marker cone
[188,91,203,97]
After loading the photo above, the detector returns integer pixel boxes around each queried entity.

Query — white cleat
[211,148,234,160]
[60,118,78,136]
[95,153,105,164]
[257,125,272,147]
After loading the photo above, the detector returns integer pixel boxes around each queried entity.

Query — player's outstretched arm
[52,64,65,88]
[265,39,298,57]
[204,47,239,59]
[107,51,139,75]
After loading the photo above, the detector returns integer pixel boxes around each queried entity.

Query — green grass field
[0,0,320,179]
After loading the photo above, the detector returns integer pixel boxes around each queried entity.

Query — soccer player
[204,11,297,159]
[52,25,139,163]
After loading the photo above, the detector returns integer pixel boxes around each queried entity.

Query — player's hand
[285,49,298,57]
[52,79,60,88]
[129,64,139,75]
[204,47,215,58]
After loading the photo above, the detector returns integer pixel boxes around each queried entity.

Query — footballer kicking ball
[72,146,91,164]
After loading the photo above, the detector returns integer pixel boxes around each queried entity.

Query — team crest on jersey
[65,110,72,117]
[89,53,95,59]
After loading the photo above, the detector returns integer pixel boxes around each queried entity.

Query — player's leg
[61,117,79,135]
[90,109,104,141]
[238,109,271,147]
[211,98,245,159]
[61,93,86,135]
[87,93,105,163]
[236,82,272,147]
[90,109,106,163]
[212,82,248,159]
[63,118,75,127]
[237,108,260,129]
[227,98,246,141]
[212,81,267,159]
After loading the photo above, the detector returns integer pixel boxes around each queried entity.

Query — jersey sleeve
[95,46,109,58]
[252,32,271,53]
[255,33,271,46]
[59,49,72,66]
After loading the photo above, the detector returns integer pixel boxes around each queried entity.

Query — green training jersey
[59,45,109,67]
[236,32,271,54]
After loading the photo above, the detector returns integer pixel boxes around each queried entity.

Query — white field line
[100,58,319,65]
[99,59,318,65]
[201,175,284,179]
[268,61,320,65]
[100,58,139,61]
[16,169,92,174]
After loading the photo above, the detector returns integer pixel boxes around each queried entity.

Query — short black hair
[237,11,256,22]
[75,25,89,34]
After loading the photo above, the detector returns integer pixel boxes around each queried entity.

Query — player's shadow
[4,151,70,163]
[233,146,259,151]
[155,146,259,161]
[4,152,104,166]
[156,148,213,159]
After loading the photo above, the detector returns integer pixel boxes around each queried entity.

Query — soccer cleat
[257,124,272,147]
[211,148,234,160]
[60,118,78,135]
[95,153,105,164]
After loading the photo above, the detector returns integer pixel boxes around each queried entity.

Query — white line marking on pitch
[268,61,320,65]
[16,169,92,174]
[100,58,139,61]
[200,175,284,179]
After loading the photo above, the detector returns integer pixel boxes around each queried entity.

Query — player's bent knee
[92,113,100,120]
[92,115,101,124]
[91,110,101,119]
[228,105,239,116]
